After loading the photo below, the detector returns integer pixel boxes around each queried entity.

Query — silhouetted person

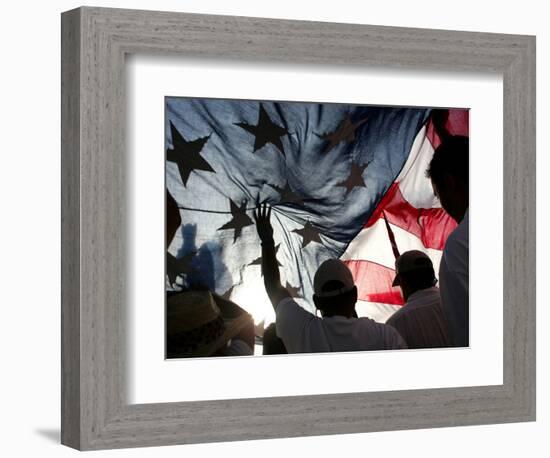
[254,203,406,353]
[165,196,250,357]
[166,291,255,358]
[386,250,451,349]
[262,323,287,355]
[426,135,469,347]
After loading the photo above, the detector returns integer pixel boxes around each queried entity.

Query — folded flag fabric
[341,108,468,322]
[165,96,467,325]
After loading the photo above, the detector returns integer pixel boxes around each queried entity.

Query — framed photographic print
[61,6,535,450]
[163,96,467,359]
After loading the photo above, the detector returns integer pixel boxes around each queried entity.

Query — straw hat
[166,290,252,358]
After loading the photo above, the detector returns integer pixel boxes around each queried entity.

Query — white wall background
[0,1,546,456]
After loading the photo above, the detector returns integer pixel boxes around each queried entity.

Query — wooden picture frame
[61,6,536,450]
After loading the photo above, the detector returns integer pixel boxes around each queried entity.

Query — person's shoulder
[385,306,408,326]
[358,315,397,332]
[276,296,302,317]
[443,217,468,263]
[447,212,469,244]
[356,316,405,348]
[276,296,297,310]
[276,297,317,322]
[446,222,466,245]
[356,315,376,325]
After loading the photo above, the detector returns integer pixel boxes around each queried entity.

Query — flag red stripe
[420,207,457,249]
[366,182,457,250]
[344,259,404,306]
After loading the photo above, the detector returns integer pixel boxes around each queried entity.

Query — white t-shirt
[275,297,407,353]
[439,209,469,347]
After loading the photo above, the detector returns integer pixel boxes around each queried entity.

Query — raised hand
[253,201,274,244]
[253,201,289,308]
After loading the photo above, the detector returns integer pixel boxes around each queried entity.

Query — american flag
[165,97,468,326]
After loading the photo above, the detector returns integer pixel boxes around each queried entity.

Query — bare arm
[253,203,290,309]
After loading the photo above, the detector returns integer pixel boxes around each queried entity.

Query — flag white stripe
[341,219,443,274]
[355,300,401,323]
[396,124,440,209]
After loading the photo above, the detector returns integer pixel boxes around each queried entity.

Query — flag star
[166,251,196,286]
[270,182,303,206]
[318,115,369,153]
[248,244,284,271]
[235,104,289,155]
[292,221,323,248]
[166,121,215,186]
[285,281,302,298]
[217,199,254,243]
[336,160,371,196]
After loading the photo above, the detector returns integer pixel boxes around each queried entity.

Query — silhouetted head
[392,250,437,302]
[426,135,469,223]
[312,259,358,318]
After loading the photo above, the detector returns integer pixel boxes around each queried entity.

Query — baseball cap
[313,259,355,298]
[392,250,435,287]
